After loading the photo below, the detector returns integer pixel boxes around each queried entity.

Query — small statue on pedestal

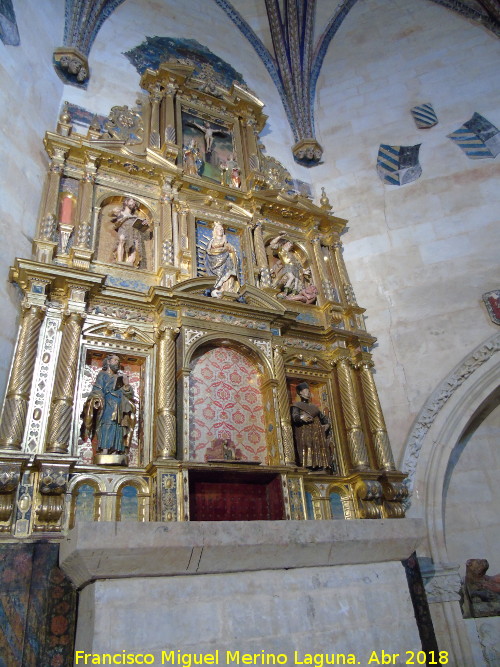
[81,354,136,465]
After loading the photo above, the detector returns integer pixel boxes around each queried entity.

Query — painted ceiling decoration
[447,112,500,159]
[376,144,422,186]
[124,36,247,90]
[53,0,500,155]
[410,103,438,129]
[213,0,361,167]
[53,0,126,87]
[0,0,19,46]
[427,0,500,37]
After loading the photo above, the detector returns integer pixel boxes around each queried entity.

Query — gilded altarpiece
[0,62,407,537]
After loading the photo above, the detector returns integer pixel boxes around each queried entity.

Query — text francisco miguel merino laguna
[75,650,369,665]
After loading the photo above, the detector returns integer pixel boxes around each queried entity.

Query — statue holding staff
[81,354,136,461]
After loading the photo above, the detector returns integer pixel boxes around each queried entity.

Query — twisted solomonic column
[0,304,46,450]
[334,356,370,470]
[273,345,295,465]
[358,361,395,471]
[45,311,85,454]
[155,326,179,460]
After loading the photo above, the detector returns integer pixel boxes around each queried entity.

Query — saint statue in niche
[81,354,136,464]
[111,197,151,268]
[291,382,334,471]
[204,221,240,298]
[269,234,315,301]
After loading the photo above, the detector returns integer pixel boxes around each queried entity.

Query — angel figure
[111,197,150,268]
[269,234,306,294]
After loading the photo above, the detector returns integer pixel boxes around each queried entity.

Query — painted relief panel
[77,352,144,467]
[95,197,153,270]
[189,347,267,462]
[182,111,235,183]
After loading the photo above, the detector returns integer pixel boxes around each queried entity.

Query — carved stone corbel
[0,458,27,530]
[380,473,408,518]
[34,458,77,532]
[353,477,383,519]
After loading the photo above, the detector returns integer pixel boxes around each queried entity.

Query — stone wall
[0,1,64,401]
[444,399,500,575]
[312,0,500,463]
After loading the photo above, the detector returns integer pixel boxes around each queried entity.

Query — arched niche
[443,389,500,576]
[115,478,149,522]
[94,194,153,271]
[187,339,278,464]
[68,477,103,528]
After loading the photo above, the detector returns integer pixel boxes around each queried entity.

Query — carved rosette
[358,361,395,471]
[155,326,179,459]
[334,356,369,470]
[273,345,295,465]
[0,305,45,450]
[46,311,85,454]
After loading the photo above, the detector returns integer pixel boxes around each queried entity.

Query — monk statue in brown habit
[291,382,334,471]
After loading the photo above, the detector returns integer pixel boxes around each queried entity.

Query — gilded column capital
[157,324,180,340]
[148,82,165,103]
[49,162,64,175]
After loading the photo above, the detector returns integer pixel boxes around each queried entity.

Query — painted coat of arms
[448,113,500,159]
[482,290,500,325]
[376,144,422,186]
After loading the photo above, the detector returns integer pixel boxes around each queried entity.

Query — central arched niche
[188,343,274,464]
